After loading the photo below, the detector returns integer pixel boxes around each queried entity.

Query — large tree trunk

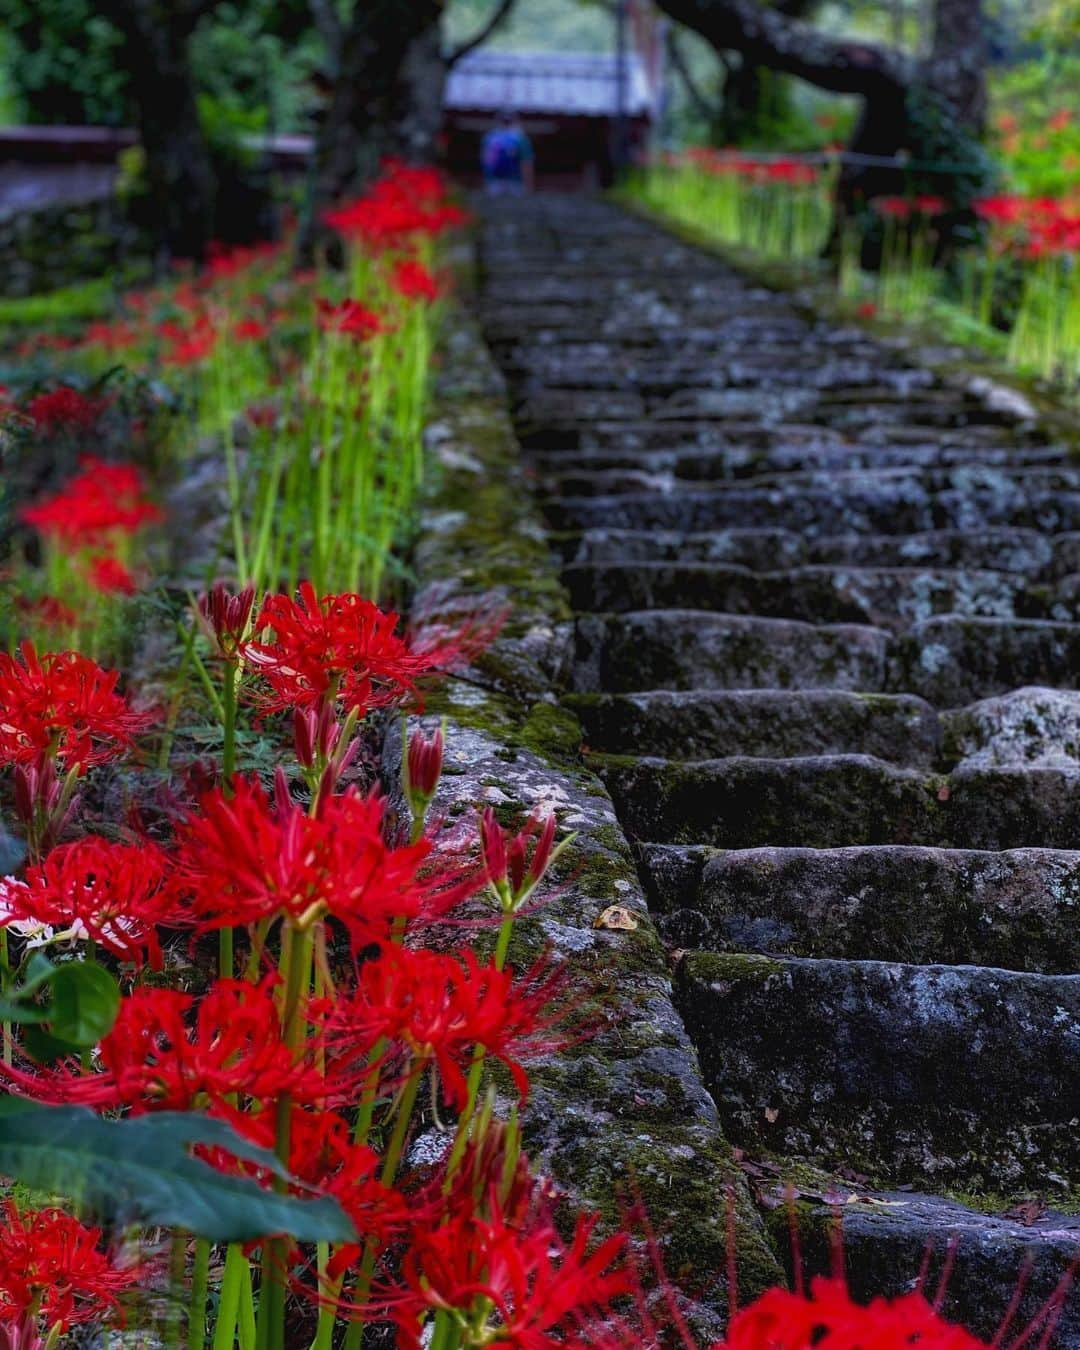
[300,0,518,262]
[298,0,444,261]
[101,0,219,263]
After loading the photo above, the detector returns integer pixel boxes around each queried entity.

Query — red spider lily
[87,555,138,596]
[233,317,269,342]
[974,194,1028,225]
[23,386,106,434]
[20,456,162,550]
[1048,109,1071,132]
[243,582,489,717]
[315,298,386,341]
[0,834,173,968]
[0,977,335,1122]
[763,159,818,186]
[14,595,79,633]
[323,164,466,249]
[481,807,569,913]
[0,1199,144,1331]
[914,194,948,216]
[390,1193,630,1348]
[0,643,151,773]
[325,943,571,1107]
[278,1110,414,1264]
[82,320,138,351]
[873,196,915,219]
[856,301,878,320]
[171,773,479,940]
[716,1276,987,1348]
[391,260,441,304]
[164,321,218,366]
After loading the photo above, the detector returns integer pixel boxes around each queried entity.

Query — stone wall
[0,195,145,297]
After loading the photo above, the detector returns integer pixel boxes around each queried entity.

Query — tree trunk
[101,0,218,263]
[298,0,443,261]
[927,0,987,132]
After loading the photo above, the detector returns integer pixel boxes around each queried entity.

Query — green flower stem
[190,1237,211,1350]
[212,1243,248,1350]
[441,910,516,1189]
[341,1068,424,1350]
[164,1231,187,1349]
[255,924,315,1350]
[219,659,240,979]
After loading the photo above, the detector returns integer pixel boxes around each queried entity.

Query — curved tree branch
[447,0,519,67]
[651,0,914,96]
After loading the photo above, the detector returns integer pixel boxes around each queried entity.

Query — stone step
[890,617,1080,705]
[572,611,890,694]
[593,753,1080,849]
[562,561,1039,628]
[786,1190,1080,1341]
[566,689,940,765]
[518,417,1034,454]
[552,526,1059,577]
[675,950,1080,1190]
[638,843,1080,973]
[530,441,1069,485]
[542,485,1080,536]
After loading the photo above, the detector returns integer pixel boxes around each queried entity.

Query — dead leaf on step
[764,1106,779,1123]
[1004,1198,1046,1226]
[594,904,639,931]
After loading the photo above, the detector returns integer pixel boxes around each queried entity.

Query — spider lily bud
[481,807,573,913]
[404,724,444,839]
[12,754,82,862]
[294,705,360,803]
[197,581,256,659]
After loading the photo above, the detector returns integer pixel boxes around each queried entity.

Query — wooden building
[442,49,663,189]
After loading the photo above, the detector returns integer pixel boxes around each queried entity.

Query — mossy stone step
[593,752,1080,850]
[639,843,1080,973]
[531,442,1070,486]
[889,616,1080,706]
[572,611,889,694]
[565,690,939,765]
[553,526,1056,577]
[542,484,1080,536]
[562,561,1037,628]
[675,950,1080,1190]
[551,526,806,569]
[787,1190,1080,1340]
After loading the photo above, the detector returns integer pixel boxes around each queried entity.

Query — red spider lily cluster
[974,194,1080,258]
[678,147,823,186]
[0,162,1029,1350]
[23,385,107,434]
[14,455,160,653]
[323,160,468,249]
[0,1199,144,1334]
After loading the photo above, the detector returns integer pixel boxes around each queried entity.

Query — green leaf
[0,1098,356,1244]
[48,961,120,1046]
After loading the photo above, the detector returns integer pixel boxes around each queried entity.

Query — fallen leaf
[594,905,639,931]
[764,1106,779,1124]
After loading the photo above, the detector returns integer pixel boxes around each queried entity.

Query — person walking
[481,110,535,196]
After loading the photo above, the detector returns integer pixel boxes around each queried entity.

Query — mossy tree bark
[99,0,222,264]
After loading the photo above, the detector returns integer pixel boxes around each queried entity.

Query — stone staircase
[477,195,1080,1339]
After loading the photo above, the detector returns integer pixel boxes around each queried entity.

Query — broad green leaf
[48,961,120,1046]
[0,1099,356,1244]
